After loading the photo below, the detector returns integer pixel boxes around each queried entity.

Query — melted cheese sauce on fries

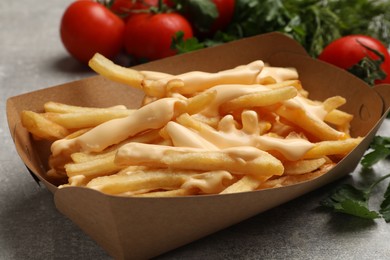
[21,53,362,196]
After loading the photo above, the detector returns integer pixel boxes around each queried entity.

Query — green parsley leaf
[178,0,218,33]
[171,31,205,54]
[320,184,380,220]
[361,145,390,169]
[380,182,390,222]
[338,199,380,219]
[361,136,390,169]
[321,173,390,221]
[371,135,390,147]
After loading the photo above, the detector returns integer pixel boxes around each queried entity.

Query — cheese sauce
[51,98,186,156]
[200,84,271,117]
[115,142,284,178]
[165,121,219,150]
[257,66,299,82]
[50,61,338,169]
[283,96,327,121]
[143,60,266,97]
[175,114,314,161]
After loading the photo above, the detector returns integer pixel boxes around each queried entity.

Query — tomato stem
[347,40,387,86]
[149,0,171,14]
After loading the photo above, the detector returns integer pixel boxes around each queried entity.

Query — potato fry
[64,128,91,139]
[275,104,345,141]
[20,54,361,197]
[88,53,145,89]
[241,110,271,135]
[86,169,192,194]
[185,90,217,115]
[303,138,363,159]
[176,112,314,161]
[139,70,172,80]
[43,109,134,129]
[258,163,335,189]
[263,79,308,97]
[50,97,186,156]
[181,170,235,194]
[256,66,298,83]
[220,175,265,194]
[86,168,227,195]
[65,153,123,178]
[21,110,69,140]
[220,86,298,114]
[190,113,221,128]
[69,129,162,165]
[175,113,209,132]
[67,175,91,187]
[131,188,198,197]
[164,121,219,149]
[115,143,284,179]
[70,150,116,164]
[141,95,158,106]
[265,79,303,90]
[324,109,353,127]
[283,158,326,175]
[44,101,127,114]
[142,60,265,98]
[322,96,346,112]
[257,76,277,85]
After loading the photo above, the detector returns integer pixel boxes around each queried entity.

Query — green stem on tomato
[149,0,168,14]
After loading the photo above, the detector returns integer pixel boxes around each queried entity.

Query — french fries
[21,53,362,197]
[21,110,69,140]
[115,143,284,179]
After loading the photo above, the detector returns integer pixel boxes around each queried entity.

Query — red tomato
[124,12,193,61]
[210,0,235,33]
[380,61,390,84]
[318,35,390,84]
[60,0,125,64]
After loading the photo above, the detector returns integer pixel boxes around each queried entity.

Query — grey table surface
[1,1,390,260]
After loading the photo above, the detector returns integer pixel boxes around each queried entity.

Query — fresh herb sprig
[320,174,390,222]
[361,136,390,168]
[321,136,390,222]
[173,0,390,57]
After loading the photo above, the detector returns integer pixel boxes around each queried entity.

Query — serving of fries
[20,53,362,197]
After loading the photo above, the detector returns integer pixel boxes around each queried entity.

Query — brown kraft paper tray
[6,32,390,259]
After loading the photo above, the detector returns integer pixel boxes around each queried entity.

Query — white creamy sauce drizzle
[150,60,266,95]
[257,66,299,82]
[140,70,172,80]
[181,170,234,194]
[283,96,327,121]
[51,97,186,156]
[200,84,270,117]
[180,114,314,161]
[116,142,279,166]
[281,95,345,139]
[165,121,219,150]
[50,60,344,190]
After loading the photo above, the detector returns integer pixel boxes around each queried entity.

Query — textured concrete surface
[1,1,390,259]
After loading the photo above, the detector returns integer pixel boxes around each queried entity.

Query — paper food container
[6,32,390,259]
